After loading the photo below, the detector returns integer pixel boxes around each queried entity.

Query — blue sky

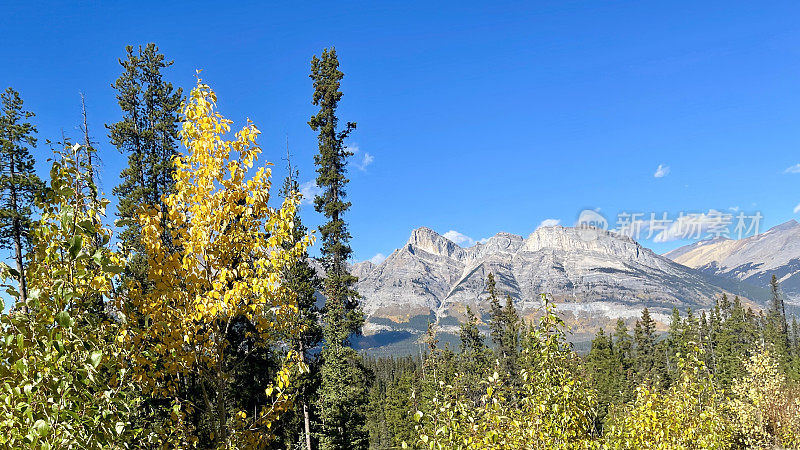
[2,1,800,264]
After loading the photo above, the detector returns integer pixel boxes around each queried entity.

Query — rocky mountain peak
[406,227,465,259]
[765,219,799,233]
[522,225,645,261]
[467,232,523,259]
[666,219,800,304]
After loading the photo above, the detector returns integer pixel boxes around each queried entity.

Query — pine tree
[666,307,683,375]
[0,87,43,311]
[487,272,502,340]
[107,43,182,287]
[280,161,323,450]
[586,328,624,428]
[791,316,800,379]
[483,274,525,399]
[459,306,488,360]
[458,306,490,401]
[486,273,520,368]
[634,308,658,385]
[485,273,521,379]
[501,294,521,372]
[310,47,370,450]
[765,275,791,369]
[612,318,635,403]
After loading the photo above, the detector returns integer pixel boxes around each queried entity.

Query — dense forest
[1,43,799,449]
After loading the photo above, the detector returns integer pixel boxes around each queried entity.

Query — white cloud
[654,164,670,178]
[784,164,800,174]
[299,180,322,205]
[443,230,476,247]
[369,253,387,265]
[357,152,374,171]
[348,144,374,171]
[652,209,733,243]
[794,203,800,214]
[538,218,561,229]
[729,206,740,212]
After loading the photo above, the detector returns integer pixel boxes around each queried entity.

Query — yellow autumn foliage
[126,76,312,448]
[728,348,800,448]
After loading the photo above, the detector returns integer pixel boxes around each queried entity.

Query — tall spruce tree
[0,88,42,311]
[487,272,502,342]
[765,275,791,369]
[486,273,521,385]
[309,47,370,450]
[612,318,634,402]
[586,328,624,428]
[458,306,490,401]
[279,160,323,450]
[106,43,183,442]
[459,306,489,362]
[107,43,182,286]
[633,307,658,384]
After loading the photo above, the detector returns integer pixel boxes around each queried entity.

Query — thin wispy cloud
[784,164,800,174]
[299,180,322,205]
[538,218,561,228]
[654,164,670,178]
[794,203,800,214]
[369,253,387,265]
[443,230,476,247]
[357,152,374,170]
[347,144,374,171]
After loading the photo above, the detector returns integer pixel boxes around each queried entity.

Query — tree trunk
[8,152,27,312]
[300,340,313,450]
[12,219,27,311]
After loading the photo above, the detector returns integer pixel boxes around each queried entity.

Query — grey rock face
[664,220,800,304]
[357,225,728,338]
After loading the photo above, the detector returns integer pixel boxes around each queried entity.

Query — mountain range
[664,219,800,306]
[349,225,750,353]
[346,220,800,354]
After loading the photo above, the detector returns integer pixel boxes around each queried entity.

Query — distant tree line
[363,273,800,448]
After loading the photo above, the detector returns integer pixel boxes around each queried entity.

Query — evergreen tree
[586,328,624,428]
[666,308,683,375]
[486,273,520,377]
[309,47,370,450]
[791,316,800,379]
[764,275,791,369]
[363,356,419,449]
[458,306,490,401]
[106,43,184,441]
[279,163,323,450]
[699,311,711,361]
[107,43,182,287]
[612,318,635,403]
[487,272,502,341]
[715,295,749,387]
[459,306,486,357]
[633,308,658,384]
[0,87,43,311]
